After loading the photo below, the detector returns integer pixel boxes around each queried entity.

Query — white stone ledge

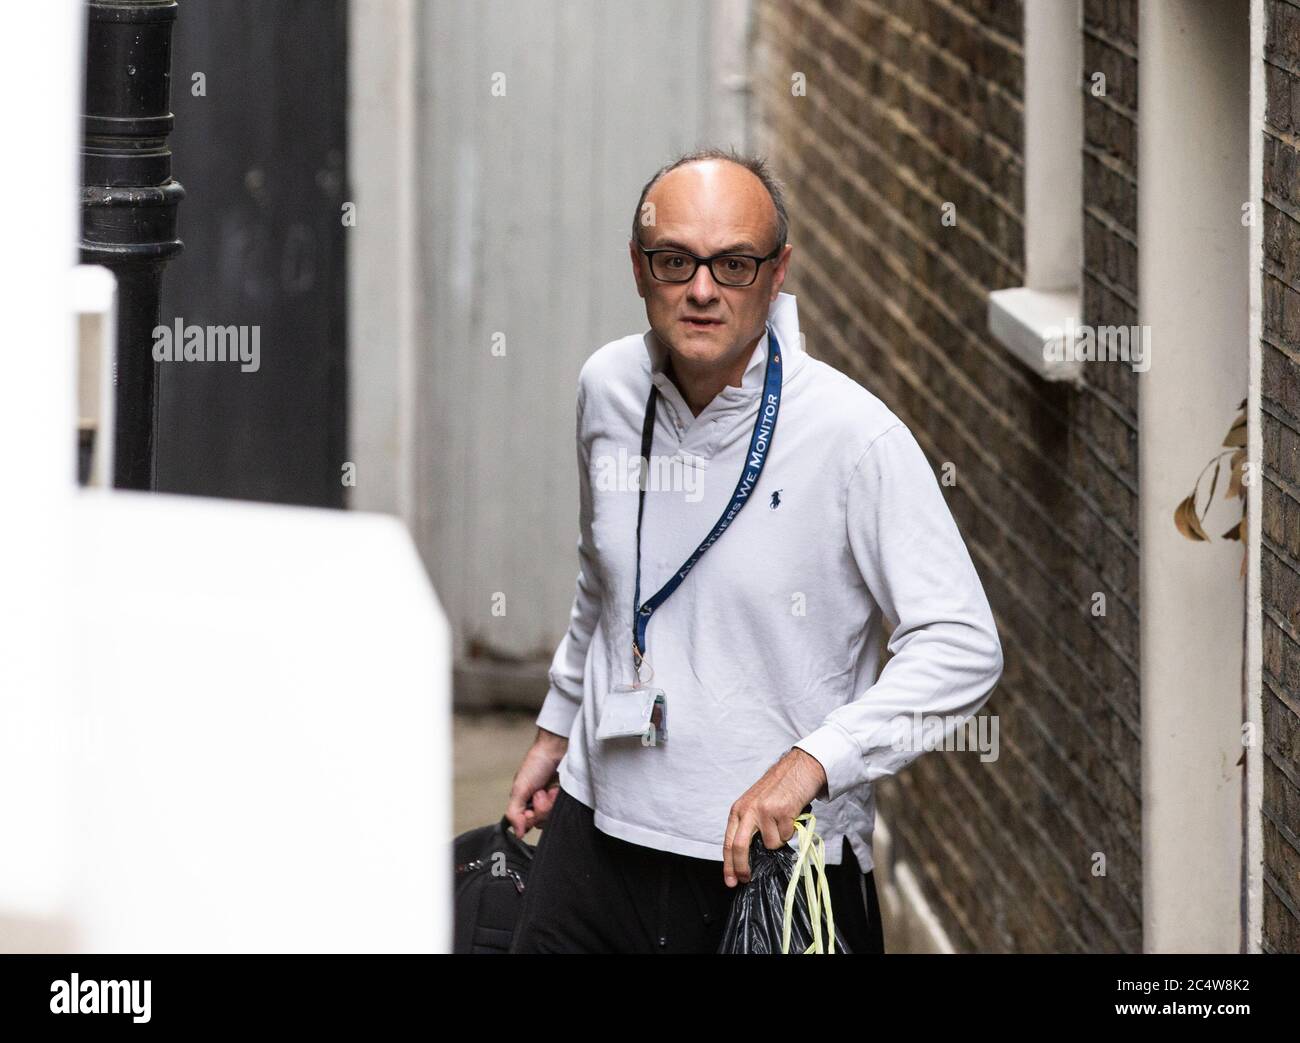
[987,286,1083,385]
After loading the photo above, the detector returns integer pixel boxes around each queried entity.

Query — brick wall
[753,0,1143,952]
[1261,0,1300,957]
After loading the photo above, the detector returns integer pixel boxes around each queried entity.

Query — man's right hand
[505,727,568,838]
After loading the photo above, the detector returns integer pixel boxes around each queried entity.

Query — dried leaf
[1227,453,1244,500]
[1222,421,1246,448]
[1221,518,1243,540]
[1207,458,1222,504]
[1175,494,1210,541]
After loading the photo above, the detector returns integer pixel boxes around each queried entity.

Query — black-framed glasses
[636,241,782,287]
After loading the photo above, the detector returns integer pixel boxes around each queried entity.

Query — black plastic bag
[718,825,851,954]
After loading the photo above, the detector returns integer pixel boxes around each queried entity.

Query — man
[505,149,1003,954]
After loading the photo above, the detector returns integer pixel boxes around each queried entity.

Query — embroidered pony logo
[770,489,783,510]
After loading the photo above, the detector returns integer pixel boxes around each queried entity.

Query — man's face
[630,160,793,370]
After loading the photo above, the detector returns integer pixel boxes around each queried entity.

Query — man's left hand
[723,747,827,887]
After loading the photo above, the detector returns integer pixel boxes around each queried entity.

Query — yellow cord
[780,812,837,953]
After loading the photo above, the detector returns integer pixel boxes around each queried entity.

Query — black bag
[453,816,535,953]
[718,831,851,954]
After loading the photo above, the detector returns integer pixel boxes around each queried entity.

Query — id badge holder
[596,683,667,746]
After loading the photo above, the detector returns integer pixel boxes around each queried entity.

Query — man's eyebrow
[648,238,761,254]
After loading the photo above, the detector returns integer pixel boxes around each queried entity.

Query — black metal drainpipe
[80,0,184,490]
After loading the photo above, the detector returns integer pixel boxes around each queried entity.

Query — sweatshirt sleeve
[793,422,1004,801]
[535,383,602,738]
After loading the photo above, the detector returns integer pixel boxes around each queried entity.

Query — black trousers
[509,785,885,954]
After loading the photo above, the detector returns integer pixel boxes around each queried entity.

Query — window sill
[987,286,1083,385]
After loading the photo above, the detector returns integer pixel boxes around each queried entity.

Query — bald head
[639,161,781,261]
[632,149,787,252]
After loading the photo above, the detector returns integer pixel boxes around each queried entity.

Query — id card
[596,684,667,745]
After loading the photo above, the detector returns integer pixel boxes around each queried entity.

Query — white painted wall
[1137,0,1250,954]
[350,0,754,667]
[1023,0,1082,292]
[348,0,419,529]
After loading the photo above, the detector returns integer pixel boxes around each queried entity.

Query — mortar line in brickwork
[773,77,1027,230]
[791,154,1027,354]
[796,229,1145,550]
[892,764,1085,953]
[811,33,1024,178]
[1262,671,1300,725]
[1263,185,1300,229]
[791,116,1027,290]
[1272,0,1300,14]
[896,792,1000,950]
[1082,199,1139,250]
[1258,478,1300,541]
[795,130,1029,318]
[991,582,1142,721]
[1262,595,1300,649]
[934,448,1144,695]
[911,747,1125,953]
[958,650,1144,824]
[1262,734,1300,798]
[778,152,1028,366]
[850,0,1026,112]
[938,698,1146,938]
[1261,529,1300,587]
[917,761,1093,953]
[790,29,1026,225]
[1263,335,1300,384]
[1264,127,1300,165]
[981,660,1145,833]
[1263,258,1300,299]
[1261,388,1300,438]
[961,534,1144,744]
[1083,144,1139,188]
[1261,790,1300,859]
[787,65,1026,252]
[1261,868,1300,929]
[915,0,1023,58]
[1074,377,1139,447]
[1084,87,1139,126]
[1081,23,1140,63]
[1081,264,1139,315]
[1264,51,1300,82]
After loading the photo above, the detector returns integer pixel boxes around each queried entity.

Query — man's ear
[629,239,648,299]
[769,243,793,302]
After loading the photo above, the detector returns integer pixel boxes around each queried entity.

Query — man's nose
[687,263,719,305]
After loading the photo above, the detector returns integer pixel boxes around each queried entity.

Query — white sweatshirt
[536,292,1003,871]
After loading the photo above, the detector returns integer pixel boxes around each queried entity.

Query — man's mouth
[682,316,723,329]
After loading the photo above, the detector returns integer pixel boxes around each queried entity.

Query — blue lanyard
[632,324,784,667]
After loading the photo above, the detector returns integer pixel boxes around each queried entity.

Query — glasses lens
[650,251,695,282]
[711,255,759,286]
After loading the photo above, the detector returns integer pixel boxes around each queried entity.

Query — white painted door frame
[1137,0,1255,954]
